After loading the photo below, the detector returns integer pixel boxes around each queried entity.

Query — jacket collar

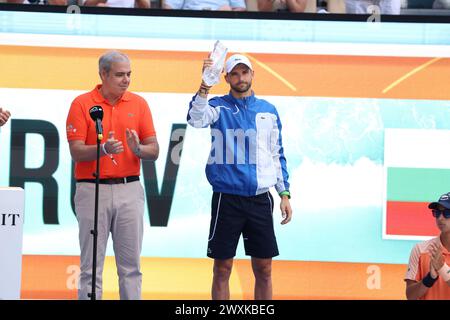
[91,84,131,104]
[226,91,256,108]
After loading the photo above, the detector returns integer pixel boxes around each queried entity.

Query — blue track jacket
[187,92,290,197]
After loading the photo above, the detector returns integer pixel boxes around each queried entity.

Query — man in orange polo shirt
[405,192,450,299]
[66,50,159,300]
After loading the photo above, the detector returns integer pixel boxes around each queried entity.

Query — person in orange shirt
[405,192,450,299]
[66,50,159,300]
[0,107,11,127]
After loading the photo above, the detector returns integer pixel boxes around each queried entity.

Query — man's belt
[76,176,140,184]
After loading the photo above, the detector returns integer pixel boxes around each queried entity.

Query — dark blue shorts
[207,191,279,260]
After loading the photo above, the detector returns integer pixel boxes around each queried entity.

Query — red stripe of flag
[386,201,440,237]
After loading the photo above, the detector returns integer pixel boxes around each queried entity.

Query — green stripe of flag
[387,167,450,202]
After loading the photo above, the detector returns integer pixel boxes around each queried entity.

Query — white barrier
[0,187,24,300]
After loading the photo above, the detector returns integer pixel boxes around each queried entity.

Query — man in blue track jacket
[187,53,292,300]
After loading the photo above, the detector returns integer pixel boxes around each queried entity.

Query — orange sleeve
[138,98,156,140]
[405,244,420,281]
[415,256,423,282]
[66,98,88,142]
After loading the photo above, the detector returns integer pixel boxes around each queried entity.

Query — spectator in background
[82,0,150,7]
[345,0,401,14]
[433,0,450,8]
[163,0,246,10]
[257,0,307,12]
[6,0,67,4]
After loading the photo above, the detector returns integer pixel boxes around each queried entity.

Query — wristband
[438,263,450,282]
[101,143,118,165]
[101,143,109,155]
[422,272,439,288]
[199,86,210,95]
[279,191,291,199]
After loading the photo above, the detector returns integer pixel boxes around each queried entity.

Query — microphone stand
[88,131,102,300]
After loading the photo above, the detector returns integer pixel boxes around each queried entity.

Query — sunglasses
[431,209,450,219]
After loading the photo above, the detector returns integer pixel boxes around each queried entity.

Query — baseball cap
[225,54,253,74]
[428,192,450,209]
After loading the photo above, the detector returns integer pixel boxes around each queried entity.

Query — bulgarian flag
[384,129,449,239]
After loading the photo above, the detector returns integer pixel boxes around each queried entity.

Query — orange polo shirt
[404,236,450,299]
[66,85,156,180]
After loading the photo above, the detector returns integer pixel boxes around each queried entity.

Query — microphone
[89,106,104,141]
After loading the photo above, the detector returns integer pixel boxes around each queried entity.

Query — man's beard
[231,81,252,93]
